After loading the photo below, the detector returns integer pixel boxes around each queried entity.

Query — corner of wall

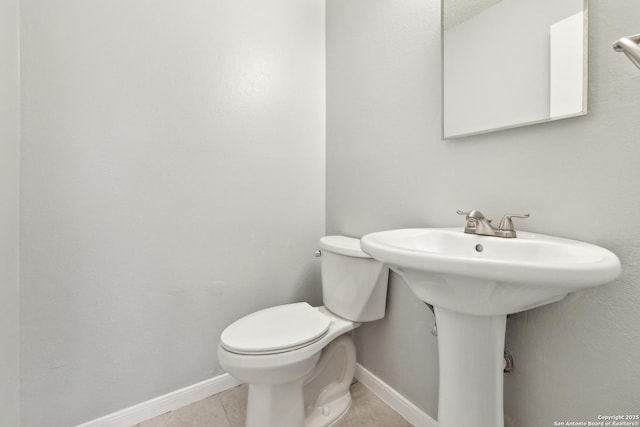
[0,0,21,424]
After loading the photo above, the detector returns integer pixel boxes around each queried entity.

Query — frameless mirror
[442,0,588,139]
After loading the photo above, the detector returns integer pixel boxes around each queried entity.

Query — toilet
[217,236,389,427]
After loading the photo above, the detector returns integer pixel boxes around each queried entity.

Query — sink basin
[361,227,621,316]
[360,227,621,427]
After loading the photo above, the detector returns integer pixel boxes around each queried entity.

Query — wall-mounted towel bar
[613,34,640,70]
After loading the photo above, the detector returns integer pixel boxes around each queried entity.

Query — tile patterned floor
[135,381,413,427]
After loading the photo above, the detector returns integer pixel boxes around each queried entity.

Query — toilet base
[243,333,357,427]
[245,380,352,427]
[246,379,307,427]
[305,392,351,427]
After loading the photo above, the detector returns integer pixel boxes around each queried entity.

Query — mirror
[442,0,588,139]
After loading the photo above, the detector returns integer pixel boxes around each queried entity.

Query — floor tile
[333,381,413,427]
[138,380,412,426]
[136,394,231,427]
[218,384,248,427]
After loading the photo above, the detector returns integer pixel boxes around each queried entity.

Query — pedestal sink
[360,228,621,427]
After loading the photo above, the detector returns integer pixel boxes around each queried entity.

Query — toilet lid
[220,302,331,355]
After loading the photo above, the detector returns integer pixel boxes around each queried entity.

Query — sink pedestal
[435,307,506,427]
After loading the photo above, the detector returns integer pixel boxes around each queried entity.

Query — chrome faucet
[456,210,530,238]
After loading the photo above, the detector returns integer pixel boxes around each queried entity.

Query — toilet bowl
[218,236,389,427]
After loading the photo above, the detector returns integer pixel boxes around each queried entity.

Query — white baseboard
[355,363,437,427]
[75,373,241,427]
[76,364,435,427]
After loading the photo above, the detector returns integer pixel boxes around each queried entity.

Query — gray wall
[20,1,325,425]
[0,0,20,424]
[327,0,640,425]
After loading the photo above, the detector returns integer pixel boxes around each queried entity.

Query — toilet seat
[220,302,332,355]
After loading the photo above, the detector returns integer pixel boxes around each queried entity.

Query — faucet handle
[457,210,492,234]
[456,209,487,219]
[497,213,530,237]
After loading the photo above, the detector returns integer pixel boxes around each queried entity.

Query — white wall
[20,1,325,425]
[0,0,20,424]
[327,0,640,425]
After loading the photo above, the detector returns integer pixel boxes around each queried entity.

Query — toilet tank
[319,236,389,322]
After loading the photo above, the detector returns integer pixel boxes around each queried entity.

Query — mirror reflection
[443,0,588,139]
